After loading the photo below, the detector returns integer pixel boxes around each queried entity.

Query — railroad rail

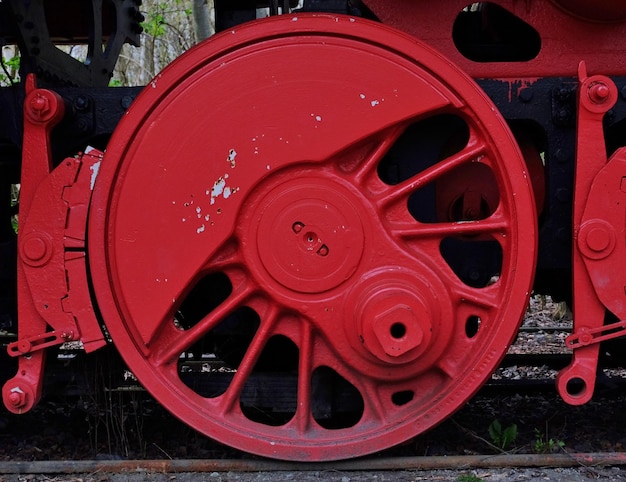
[1,453,626,475]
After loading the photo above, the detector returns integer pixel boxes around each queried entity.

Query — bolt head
[23,236,47,261]
[73,95,90,112]
[20,233,53,267]
[30,94,50,114]
[589,83,610,103]
[25,89,63,124]
[586,226,611,252]
[578,220,616,260]
[372,304,424,357]
[7,388,26,408]
[519,88,534,103]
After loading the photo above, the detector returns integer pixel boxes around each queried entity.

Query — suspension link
[2,77,106,414]
[556,62,624,405]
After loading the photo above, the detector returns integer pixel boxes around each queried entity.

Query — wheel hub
[357,273,433,362]
[342,264,454,374]
[253,177,365,294]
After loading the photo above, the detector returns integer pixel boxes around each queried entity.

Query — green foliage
[488,419,517,450]
[141,0,193,38]
[0,52,20,86]
[533,428,565,453]
[112,1,211,85]
[457,475,483,482]
[142,12,167,37]
[4,54,20,71]
[10,184,19,234]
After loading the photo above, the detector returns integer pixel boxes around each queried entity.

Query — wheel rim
[88,14,537,461]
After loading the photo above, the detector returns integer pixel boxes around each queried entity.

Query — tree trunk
[193,0,214,42]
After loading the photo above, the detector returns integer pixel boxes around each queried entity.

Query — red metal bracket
[2,76,106,414]
[7,331,73,357]
[566,320,626,349]
[556,62,620,405]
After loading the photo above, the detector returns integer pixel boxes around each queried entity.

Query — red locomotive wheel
[89,14,537,460]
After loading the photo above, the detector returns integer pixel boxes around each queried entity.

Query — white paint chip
[227,149,237,168]
[211,178,226,199]
[90,161,101,190]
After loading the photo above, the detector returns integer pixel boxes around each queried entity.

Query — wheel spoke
[359,379,386,423]
[391,215,510,240]
[155,278,257,365]
[295,321,314,434]
[143,238,246,349]
[218,302,282,413]
[201,237,244,273]
[376,140,487,208]
[452,283,500,310]
[349,125,407,188]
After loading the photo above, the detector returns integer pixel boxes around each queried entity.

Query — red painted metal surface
[2,77,106,414]
[362,0,626,78]
[88,15,536,460]
[2,77,65,414]
[556,63,618,406]
[550,0,626,22]
[575,148,626,323]
[560,118,626,376]
[7,151,106,358]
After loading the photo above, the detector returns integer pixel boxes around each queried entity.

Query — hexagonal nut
[7,387,27,408]
[372,304,424,357]
[30,94,50,115]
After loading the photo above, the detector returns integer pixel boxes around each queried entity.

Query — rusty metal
[88,14,536,461]
[1,453,626,474]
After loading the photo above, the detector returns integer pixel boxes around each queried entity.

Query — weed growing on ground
[488,419,518,450]
[533,428,565,453]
